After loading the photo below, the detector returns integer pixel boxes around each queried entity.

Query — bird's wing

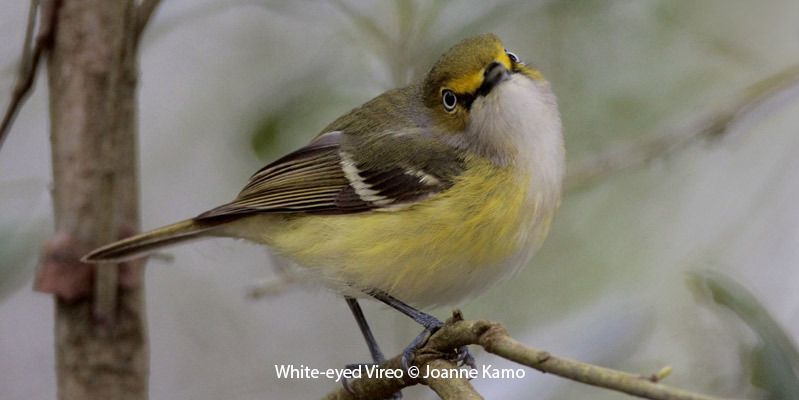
[195,130,465,220]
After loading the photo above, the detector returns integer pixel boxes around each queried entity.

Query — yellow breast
[233,156,555,306]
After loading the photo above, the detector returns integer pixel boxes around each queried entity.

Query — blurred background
[2,1,799,399]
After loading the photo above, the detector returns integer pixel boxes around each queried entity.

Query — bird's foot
[401,311,476,371]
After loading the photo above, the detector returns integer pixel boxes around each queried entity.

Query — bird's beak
[477,62,510,97]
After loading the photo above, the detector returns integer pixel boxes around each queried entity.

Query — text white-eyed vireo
[84,33,564,370]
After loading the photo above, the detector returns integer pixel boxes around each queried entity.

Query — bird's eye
[505,49,520,63]
[441,89,457,113]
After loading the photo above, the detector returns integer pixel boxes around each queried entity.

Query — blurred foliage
[0,182,49,302]
[250,84,348,159]
[2,1,799,399]
[246,0,564,156]
[0,222,34,301]
[690,270,799,400]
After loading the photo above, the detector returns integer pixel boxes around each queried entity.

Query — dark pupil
[443,91,456,109]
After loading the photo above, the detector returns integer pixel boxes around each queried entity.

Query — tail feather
[82,218,226,263]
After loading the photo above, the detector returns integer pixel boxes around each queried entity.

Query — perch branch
[324,314,733,400]
[421,359,482,400]
[0,0,58,151]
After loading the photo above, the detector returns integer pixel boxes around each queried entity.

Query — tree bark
[44,0,148,398]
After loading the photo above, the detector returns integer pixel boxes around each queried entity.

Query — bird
[83,33,564,373]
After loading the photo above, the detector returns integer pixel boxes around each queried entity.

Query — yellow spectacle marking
[497,50,513,70]
[445,45,514,94]
[446,70,485,94]
[443,45,545,92]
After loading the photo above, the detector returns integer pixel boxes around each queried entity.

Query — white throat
[468,74,565,192]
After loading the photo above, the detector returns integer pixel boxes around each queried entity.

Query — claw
[456,346,476,369]
[341,372,355,395]
[401,330,477,372]
[400,326,438,370]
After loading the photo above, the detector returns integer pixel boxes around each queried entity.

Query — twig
[246,253,304,299]
[19,0,39,79]
[422,359,482,400]
[0,0,58,151]
[246,272,303,299]
[323,315,733,400]
[564,64,799,192]
[135,0,162,44]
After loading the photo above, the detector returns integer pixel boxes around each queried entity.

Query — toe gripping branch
[364,290,476,370]
[343,292,476,399]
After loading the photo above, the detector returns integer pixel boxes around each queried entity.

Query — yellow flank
[238,156,546,306]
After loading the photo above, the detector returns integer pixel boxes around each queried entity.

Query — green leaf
[689,270,799,399]
[249,83,351,160]
[250,113,283,160]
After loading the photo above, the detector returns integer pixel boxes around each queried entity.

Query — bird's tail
[81,218,227,263]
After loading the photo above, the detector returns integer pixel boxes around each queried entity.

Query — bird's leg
[343,296,402,399]
[345,296,387,364]
[366,290,475,370]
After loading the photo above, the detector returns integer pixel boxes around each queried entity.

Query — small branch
[135,0,162,44]
[324,316,733,400]
[323,356,410,400]
[19,0,39,78]
[246,253,304,299]
[475,323,724,400]
[422,359,482,400]
[246,272,303,299]
[0,0,58,151]
[564,65,799,192]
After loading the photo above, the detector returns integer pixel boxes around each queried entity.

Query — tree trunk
[44,0,148,398]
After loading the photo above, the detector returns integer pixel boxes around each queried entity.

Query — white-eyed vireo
[84,33,564,371]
